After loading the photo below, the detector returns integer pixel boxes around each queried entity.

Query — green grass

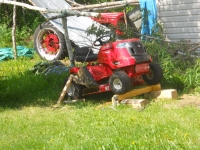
[1,101,200,149]
[1,56,200,149]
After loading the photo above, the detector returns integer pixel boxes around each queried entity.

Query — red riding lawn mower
[34,11,163,99]
[66,34,163,99]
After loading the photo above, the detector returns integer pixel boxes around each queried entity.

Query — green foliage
[183,59,200,92]
[86,23,112,38]
[143,39,200,92]
[0,1,45,30]
[0,24,12,47]
[0,24,34,47]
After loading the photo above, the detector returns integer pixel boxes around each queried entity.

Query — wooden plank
[165,33,200,40]
[159,0,200,6]
[159,9,200,17]
[160,15,200,23]
[159,3,200,11]
[168,39,200,43]
[112,84,161,103]
[163,21,200,28]
[164,27,200,34]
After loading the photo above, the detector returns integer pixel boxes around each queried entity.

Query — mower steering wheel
[93,35,111,46]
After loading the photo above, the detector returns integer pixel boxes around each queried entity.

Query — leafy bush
[0,1,45,30]
[183,59,200,92]
[0,24,34,47]
[143,40,200,92]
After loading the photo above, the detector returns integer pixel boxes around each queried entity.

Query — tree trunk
[12,0,17,59]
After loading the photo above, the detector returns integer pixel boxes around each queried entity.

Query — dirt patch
[164,94,200,109]
[179,94,200,107]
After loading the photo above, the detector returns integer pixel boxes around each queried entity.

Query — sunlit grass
[0,102,200,149]
[0,56,200,149]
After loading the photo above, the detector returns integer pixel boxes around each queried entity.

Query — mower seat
[74,47,98,62]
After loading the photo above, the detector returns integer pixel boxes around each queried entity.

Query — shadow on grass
[65,92,114,109]
[0,70,115,110]
[0,71,69,109]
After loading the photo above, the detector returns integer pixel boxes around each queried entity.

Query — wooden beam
[57,75,74,104]
[112,84,161,106]
[70,0,139,10]
[65,0,83,6]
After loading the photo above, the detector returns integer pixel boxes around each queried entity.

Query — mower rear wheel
[109,71,131,94]
[142,62,163,85]
[34,21,68,61]
[65,77,85,100]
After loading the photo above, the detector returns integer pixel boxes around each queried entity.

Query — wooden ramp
[112,84,161,106]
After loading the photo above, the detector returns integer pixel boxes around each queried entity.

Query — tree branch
[87,3,139,11]
[65,0,83,7]
[0,0,99,17]
[12,0,17,59]
[70,0,139,10]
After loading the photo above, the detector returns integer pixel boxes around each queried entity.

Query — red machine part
[98,38,140,70]
[69,65,113,82]
[122,63,149,78]
[98,84,110,92]
[69,66,80,74]
[92,12,125,26]
[92,12,125,35]
[42,33,60,54]
[87,64,113,81]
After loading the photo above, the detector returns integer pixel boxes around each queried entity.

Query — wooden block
[120,99,150,108]
[145,89,178,99]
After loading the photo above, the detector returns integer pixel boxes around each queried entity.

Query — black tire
[142,62,163,85]
[34,21,68,61]
[65,77,84,100]
[109,71,131,94]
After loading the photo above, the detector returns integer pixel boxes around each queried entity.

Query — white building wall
[158,0,200,43]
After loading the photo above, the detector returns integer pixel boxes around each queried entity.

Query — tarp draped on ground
[29,61,69,75]
[0,46,35,61]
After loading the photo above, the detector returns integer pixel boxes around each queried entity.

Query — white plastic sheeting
[31,0,108,53]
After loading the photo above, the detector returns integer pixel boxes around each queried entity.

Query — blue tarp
[139,0,157,38]
[0,46,35,61]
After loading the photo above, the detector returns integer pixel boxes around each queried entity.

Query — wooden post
[61,17,75,67]
[12,0,17,59]
[57,75,74,104]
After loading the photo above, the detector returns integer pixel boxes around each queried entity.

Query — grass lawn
[1,56,200,149]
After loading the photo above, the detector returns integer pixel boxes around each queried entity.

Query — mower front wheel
[65,77,85,100]
[109,71,131,94]
[142,62,163,85]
